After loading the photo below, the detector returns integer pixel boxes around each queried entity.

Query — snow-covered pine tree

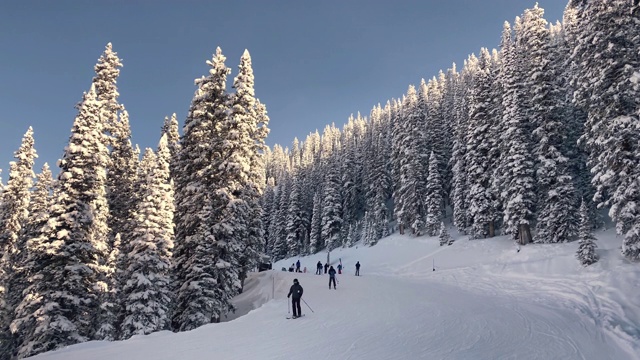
[340,115,365,240]
[221,49,266,294]
[371,138,390,244]
[417,80,434,164]
[576,200,598,265]
[99,109,139,340]
[10,163,53,358]
[440,67,458,200]
[172,47,231,331]
[266,182,282,258]
[425,152,444,236]
[465,50,499,239]
[261,181,276,254]
[362,107,378,208]
[285,172,306,257]
[424,77,448,188]
[92,42,124,142]
[390,99,404,233]
[161,113,181,184]
[527,10,577,244]
[22,163,53,259]
[120,142,173,339]
[361,105,391,245]
[14,85,108,355]
[450,62,470,233]
[250,99,270,252]
[309,191,324,253]
[563,3,601,229]
[345,220,361,247]
[270,176,291,261]
[500,24,536,245]
[572,0,640,260]
[394,86,427,236]
[0,127,37,360]
[321,155,343,251]
[86,42,122,342]
[438,221,453,246]
[11,186,67,358]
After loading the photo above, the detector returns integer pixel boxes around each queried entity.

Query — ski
[286,314,305,319]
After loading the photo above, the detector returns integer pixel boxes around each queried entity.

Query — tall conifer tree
[0,128,37,359]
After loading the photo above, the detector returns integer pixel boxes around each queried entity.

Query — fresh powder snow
[29,229,640,360]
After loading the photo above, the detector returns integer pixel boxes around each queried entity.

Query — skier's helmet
[293,279,299,284]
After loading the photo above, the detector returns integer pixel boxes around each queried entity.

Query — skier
[337,263,342,274]
[289,263,294,272]
[324,262,329,274]
[328,266,337,289]
[355,261,360,276]
[287,279,304,318]
[296,259,301,273]
[316,261,322,275]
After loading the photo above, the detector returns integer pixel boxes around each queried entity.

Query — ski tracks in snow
[424,268,639,359]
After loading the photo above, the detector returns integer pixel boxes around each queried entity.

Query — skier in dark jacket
[287,279,304,318]
[296,260,301,273]
[324,262,329,274]
[328,266,337,289]
[355,261,361,276]
[316,261,322,275]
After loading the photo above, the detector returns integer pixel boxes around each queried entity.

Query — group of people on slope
[288,260,305,273]
[287,260,362,318]
[314,260,360,276]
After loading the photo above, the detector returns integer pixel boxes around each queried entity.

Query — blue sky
[0,1,566,176]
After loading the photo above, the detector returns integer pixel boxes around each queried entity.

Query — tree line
[260,1,638,267]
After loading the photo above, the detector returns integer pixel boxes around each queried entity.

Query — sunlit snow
[30,229,640,360]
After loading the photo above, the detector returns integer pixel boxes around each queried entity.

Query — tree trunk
[399,224,404,235]
[489,221,495,238]
[518,224,532,245]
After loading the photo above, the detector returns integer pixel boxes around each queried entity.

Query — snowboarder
[296,260,301,273]
[328,266,337,289]
[355,261,360,276]
[337,263,342,274]
[324,262,329,274]
[316,261,322,275]
[287,279,304,318]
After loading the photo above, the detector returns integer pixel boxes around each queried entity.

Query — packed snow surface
[31,229,640,360]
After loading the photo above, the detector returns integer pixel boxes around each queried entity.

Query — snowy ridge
[30,230,640,360]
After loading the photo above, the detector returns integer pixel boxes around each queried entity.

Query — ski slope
[30,229,640,360]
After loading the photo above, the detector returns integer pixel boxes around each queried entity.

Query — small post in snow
[432,258,435,271]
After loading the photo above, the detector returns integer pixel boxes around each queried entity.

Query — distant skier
[316,261,322,275]
[324,262,329,274]
[337,263,342,274]
[328,266,337,289]
[289,263,294,272]
[287,279,304,318]
[296,260,301,273]
[355,261,360,276]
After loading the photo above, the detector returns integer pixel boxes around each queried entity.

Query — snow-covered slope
[30,229,640,360]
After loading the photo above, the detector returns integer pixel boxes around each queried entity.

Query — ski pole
[302,298,315,313]
[287,299,290,314]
